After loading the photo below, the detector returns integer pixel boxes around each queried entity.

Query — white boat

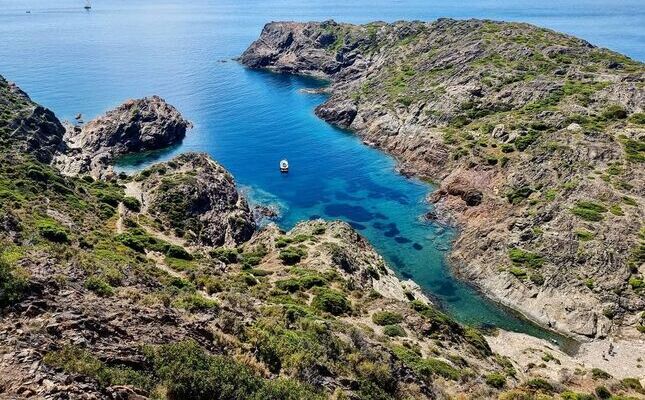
[279,159,289,173]
[84,0,91,10]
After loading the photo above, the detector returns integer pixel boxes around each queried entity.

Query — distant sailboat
[84,0,91,10]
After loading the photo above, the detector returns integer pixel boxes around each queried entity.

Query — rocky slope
[241,19,645,341]
[53,96,191,178]
[3,75,643,399]
[125,152,256,247]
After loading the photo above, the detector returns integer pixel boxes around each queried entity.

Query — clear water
[2,0,643,350]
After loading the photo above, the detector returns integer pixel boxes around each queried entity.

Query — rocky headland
[240,19,645,344]
[53,96,191,178]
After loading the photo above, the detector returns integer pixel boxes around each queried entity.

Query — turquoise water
[1,0,643,348]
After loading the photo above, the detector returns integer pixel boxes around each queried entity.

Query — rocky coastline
[240,18,645,344]
[1,19,644,397]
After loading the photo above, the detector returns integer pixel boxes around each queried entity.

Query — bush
[0,258,27,307]
[84,276,114,297]
[209,247,239,264]
[508,248,544,268]
[122,196,141,212]
[311,288,350,316]
[628,112,645,125]
[372,311,404,326]
[506,186,533,204]
[601,104,627,120]
[279,247,306,265]
[591,368,611,380]
[629,277,644,290]
[166,245,193,260]
[571,201,607,222]
[172,292,218,312]
[156,336,326,399]
[560,391,596,400]
[525,378,553,392]
[595,386,611,399]
[382,324,406,337]
[575,229,595,241]
[37,220,70,243]
[485,372,506,388]
[621,377,643,392]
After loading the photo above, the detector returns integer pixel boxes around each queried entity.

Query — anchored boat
[84,0,91,10]
[279,159,289,173]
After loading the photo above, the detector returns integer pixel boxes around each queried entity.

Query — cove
[4,0,641,350]
[116,71,576,350]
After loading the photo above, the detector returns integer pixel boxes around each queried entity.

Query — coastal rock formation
[241,19,645,340]
[128,152,256,247]
[1,76,643,399]
[0,76,65,163]
[54,96,191,177]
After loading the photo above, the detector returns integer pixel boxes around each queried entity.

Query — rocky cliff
[3,75,643,398]
[126,152,256,247]
[241,19,645,341]
[53,96,191,178]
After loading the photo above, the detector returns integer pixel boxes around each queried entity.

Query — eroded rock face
[132,152,255,247]
[53,96,191,177]
[241,19,645,339]
[0,76,65,163]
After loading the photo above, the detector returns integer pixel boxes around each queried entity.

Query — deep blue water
[1,0,643,348]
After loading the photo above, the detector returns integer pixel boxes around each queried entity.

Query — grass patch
[571,201,607,222]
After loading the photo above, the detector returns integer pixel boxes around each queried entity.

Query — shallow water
[1,0,642,349]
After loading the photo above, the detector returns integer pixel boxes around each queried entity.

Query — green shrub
[629,277,644,290]
[279,247,306,265]
[591,368,612,380]
[311,288,350,315]
[621,377,643,392]
[506,186,534,204]
[0,257,27,307]
[609,204,624,216]
[575,229,595,241]
[382,324,406,337]
[122,196,141,212]
[529,272,545,285]
[622,196,638,206]
[144,341,260,400]
[37,220,70,243]
[209,247,239,264]
[571,201,607,222]
[166,245,192,260]
[560,391,596,400]
[525,378,554,392]
[239,247,267,268]
[508,248,544,268]
[372,311,404,326]
[116,228,169,254]
[485,372,506,388]
[601,104,627,120]
[172,292,218,312]
[620,136,645,162]
[594,386,611,399]
[84,276,114,297]
[628,112,645,125]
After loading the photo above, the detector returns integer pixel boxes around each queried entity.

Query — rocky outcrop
[130,152,256,247]
[53,96,191,177]
[0,76,65,163]
[241,19,645,340]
